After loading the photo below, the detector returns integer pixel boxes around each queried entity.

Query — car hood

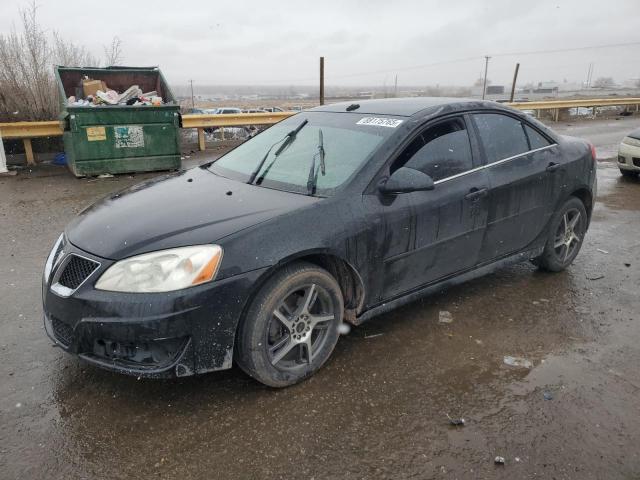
[627,128,640,140]
[66,167,320,259]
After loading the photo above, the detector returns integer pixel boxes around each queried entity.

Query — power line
[490,41,640,58]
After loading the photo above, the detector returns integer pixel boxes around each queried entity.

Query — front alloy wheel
[236,262,343,387]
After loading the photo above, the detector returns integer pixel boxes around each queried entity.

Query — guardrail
[0,121,63,165]
[2,98,640,163]
[181,111,293,150]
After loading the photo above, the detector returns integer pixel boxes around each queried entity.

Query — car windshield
[208,111,399,196]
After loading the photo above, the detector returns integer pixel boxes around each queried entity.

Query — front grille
[633,158,640,168]
[58,255,100,290]
[51,316,73,346]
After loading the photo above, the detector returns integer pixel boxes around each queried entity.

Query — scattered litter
[494,456,505,465]
[586,273,605,280]
[515,457,521,462]
[446,414,465,426]
[474,339,483,346]
[543,391,553,400]
[364,333,384,339]
[338,323,351,335]
[624,263,631,267]
[503,355,533,369]
[532,300,540,306]
[97,173,114,178]
[438,310,453,324]
[596,248,609,254]
[15,402,22,408]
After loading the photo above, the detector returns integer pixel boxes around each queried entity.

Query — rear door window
[524,124,552,149]
[393,117,474,182]
[473,113,529,163]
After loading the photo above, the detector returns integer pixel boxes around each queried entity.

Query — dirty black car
[43,98,597,387]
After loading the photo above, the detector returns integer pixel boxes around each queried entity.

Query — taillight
[589,143,597,163]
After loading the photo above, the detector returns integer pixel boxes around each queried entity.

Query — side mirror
[378,167,435,194]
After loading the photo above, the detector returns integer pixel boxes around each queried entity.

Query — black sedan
[43,98,597,387]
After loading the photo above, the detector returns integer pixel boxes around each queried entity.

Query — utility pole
[509,63,520,102]
[394,74,398,97]
[319,57,325,106]
[482,56,490,100]
[189,79,195,109]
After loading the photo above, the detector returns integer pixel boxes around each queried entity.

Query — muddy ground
[1,117,640,479]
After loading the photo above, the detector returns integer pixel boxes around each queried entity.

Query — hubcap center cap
[295,322,306,333]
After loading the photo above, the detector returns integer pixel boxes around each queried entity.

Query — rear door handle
[546,162,560,172]
[464,187,488,201]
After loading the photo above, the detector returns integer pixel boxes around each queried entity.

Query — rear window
[473,113,529,163]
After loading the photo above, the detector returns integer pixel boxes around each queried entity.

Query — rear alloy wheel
[534,197,587,272]
[236,262,343,387]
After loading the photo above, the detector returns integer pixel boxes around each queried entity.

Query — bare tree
[0,2,104,121]
[53,32,99,67]
[103,36,123,66]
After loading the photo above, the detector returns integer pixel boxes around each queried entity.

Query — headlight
[622,136,640,148]
[95,245,223,293]
[44,234,64,279]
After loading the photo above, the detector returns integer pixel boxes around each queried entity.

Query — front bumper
[618,142,640,172]
[42,240,267,378]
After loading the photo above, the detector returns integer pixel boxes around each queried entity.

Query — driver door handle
[464,187,488,201]
[546,162,561,172]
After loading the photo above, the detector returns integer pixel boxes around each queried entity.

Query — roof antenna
[346,103,360,111]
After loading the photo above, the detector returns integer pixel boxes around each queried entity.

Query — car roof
[311,97,501,117]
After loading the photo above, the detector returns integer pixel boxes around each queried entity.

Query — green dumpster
[55,66,180,176]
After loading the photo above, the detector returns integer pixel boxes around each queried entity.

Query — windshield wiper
[247,119,308,185]
[306,128,326,195]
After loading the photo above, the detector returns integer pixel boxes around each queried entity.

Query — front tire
[534,197,587,272]
[236,262,344,387]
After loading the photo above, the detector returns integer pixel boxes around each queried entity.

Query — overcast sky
[2,0,639,88]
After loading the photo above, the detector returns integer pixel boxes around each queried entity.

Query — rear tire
[235,262,343,387]
[534,197,587,272]
[620,168,637,178]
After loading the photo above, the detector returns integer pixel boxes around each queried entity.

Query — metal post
[394,74,398,98]
[0,131,8,173]
[189,80,195,110]
[319,57,325,106]
[482,56,490,100]
[197,128,205,151]
[509,63,520,103]
[23,138,35,165]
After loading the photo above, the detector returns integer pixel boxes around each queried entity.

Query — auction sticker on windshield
[356,117,404,128]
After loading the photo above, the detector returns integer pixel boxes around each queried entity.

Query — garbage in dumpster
[67,76,164,107]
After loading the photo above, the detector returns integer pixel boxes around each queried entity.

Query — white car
[618,128,640,177]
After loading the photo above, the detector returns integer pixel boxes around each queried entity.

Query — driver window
[391,117,473,182]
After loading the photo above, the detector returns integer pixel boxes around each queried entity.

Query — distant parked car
[243,108,266,113]
[216,108,242,114]
[618,128,640,177]
[260,107,285,113]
